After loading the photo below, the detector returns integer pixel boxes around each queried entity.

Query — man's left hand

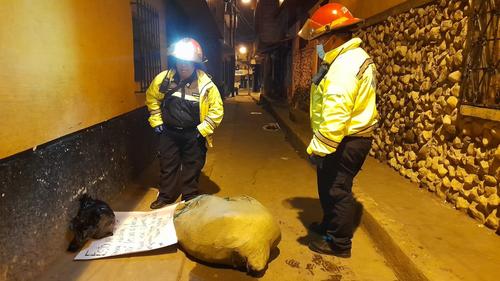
[309,154,325,169]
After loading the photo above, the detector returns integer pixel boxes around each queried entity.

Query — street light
[237,45,251,95]
[241,0,251,4]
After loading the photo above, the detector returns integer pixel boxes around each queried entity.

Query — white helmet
[168,37,203,63]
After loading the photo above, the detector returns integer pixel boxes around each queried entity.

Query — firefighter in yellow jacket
[298,3,378,257]
[146,38,224,209]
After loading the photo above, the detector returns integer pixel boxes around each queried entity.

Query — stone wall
[292,46,314,111]
[357,0,500,233]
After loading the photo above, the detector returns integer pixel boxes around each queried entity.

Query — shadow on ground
[110,160,160,211]
[199,173,221,195]
[186,247,280,280]
[284,197,364,246]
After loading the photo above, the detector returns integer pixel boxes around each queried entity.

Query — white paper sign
[74,203,179,260]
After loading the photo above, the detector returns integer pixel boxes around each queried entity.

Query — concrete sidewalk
[255,93,500,281]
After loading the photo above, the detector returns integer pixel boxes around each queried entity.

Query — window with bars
[131,0,161,93]
[461,0,499,109]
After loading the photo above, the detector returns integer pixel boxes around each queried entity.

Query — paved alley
[40,96,396,281]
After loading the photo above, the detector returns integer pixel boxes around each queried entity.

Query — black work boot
[308,222,327,235]
[150,197,175,209]
[308,236,351,258]
[181,193,199,202]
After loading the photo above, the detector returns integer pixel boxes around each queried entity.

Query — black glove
[153,125,164,135]
[309,154,325,169]
[196,129,204,139]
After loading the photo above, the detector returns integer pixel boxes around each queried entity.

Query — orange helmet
[298,3,363,40]
[168,37,203,63]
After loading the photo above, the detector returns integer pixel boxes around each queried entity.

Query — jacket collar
[172,69,197,84]
[323,37,362,65]
[196,69,212,86]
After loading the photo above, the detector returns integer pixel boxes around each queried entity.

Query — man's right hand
[154,125,164,135]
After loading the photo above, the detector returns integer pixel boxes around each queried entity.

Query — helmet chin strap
[322,35,339,53]
[316,34,337,60]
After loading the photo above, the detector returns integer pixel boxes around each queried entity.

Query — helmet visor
[298,18,324,40]
[298,17,363,40]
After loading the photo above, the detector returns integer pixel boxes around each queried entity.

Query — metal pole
[247,53,250,95]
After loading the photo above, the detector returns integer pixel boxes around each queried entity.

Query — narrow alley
[1,1,499,281]
[39,95,397,281]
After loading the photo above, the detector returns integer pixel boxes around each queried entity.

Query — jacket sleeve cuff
[306,146,314,155]
[197,122,212,137]
[308,136,334,156]
[148,114,163,128]
[306,146,328,157]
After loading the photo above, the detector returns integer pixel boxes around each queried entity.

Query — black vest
[160,71,200,129]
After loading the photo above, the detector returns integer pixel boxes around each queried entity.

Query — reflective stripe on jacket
[307,38,379,156]
[145,69,224,147]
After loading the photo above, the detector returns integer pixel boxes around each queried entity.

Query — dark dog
[67,194,116,252]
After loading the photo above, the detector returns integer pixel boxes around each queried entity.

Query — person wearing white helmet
[299,3,379,257]
[145,38,224,209]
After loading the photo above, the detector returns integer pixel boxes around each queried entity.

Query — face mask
[316,44,326,60]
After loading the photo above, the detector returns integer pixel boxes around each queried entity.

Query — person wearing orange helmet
[145,37,224,209]
[298,3,379,257]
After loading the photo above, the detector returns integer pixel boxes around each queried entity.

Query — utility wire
[228,0,255,32]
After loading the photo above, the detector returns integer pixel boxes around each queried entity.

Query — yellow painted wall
[0,0,168,159]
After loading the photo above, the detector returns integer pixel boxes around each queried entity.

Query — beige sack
[174,195,281,272]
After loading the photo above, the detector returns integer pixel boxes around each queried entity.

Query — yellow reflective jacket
[145,69,224,147]
[307,38,379,156]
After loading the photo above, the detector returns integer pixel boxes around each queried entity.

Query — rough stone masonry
[356,0,500,233]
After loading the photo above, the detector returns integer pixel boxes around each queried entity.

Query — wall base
[0,107,157,281]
